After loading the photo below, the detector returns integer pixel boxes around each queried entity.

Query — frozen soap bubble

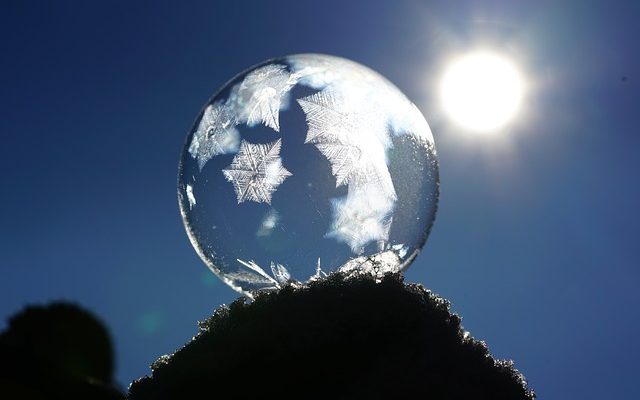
[178,54,438,298]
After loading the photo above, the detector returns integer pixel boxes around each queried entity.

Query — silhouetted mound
[129,274,534,399]
[0,302,124,400]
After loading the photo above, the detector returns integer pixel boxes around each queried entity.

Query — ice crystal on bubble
[225,259,294,298]
[270,262,292,284]
[337,249,403,281]
[188,102,240,170]
[185,184,196,210]
[222,139,292,205]
[297,88,397,252]
[227,259,279,288]
[227,64,298,132]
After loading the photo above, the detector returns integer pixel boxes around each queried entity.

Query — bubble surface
[178,54,438,297]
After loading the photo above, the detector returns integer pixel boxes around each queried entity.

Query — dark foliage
[129,274,534,399]
[0,302,124,400]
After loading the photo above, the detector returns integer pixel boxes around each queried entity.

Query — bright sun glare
[441,51,524,133]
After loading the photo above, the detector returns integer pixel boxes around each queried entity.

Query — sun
[440,51,525,132]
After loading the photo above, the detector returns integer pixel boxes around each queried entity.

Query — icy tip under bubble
[238,248,406,300]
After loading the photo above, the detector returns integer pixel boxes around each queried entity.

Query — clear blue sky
[1,1,638,398]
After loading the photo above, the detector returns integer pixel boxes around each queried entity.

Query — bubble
[178,54,438,298]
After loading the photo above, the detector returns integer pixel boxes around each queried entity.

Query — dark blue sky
[1,1,638,398]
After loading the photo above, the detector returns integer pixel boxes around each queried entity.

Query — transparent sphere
[178,54,438,297]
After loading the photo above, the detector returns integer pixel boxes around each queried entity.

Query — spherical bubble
[178,54,439,298]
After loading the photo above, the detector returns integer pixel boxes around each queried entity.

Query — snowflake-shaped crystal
[188,102,240,170]
[314,142,362,187]
[297,91,356,145]
[222,139,292,204]
[297,91,366,188]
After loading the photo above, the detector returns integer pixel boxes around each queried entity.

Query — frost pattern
[225,259,294,298]
[309,258,328,282]
[186,184,196,210]
[287,54,376,92]
[257,209,279,237]
[227,64,298,132]
[290,54,435,253]
[270,262,291,284]
[314,143,361,187]
[230,259,279,287]
[222,139,292,205]
[327,186,394,253]
[188,102,241,170]
[297,91,356,145]
[337,249,403,282]
[297,88,397,253]
[290,53,435,144]
[188,64,298,171]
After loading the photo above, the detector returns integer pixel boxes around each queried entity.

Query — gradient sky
[1,1,639,398]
